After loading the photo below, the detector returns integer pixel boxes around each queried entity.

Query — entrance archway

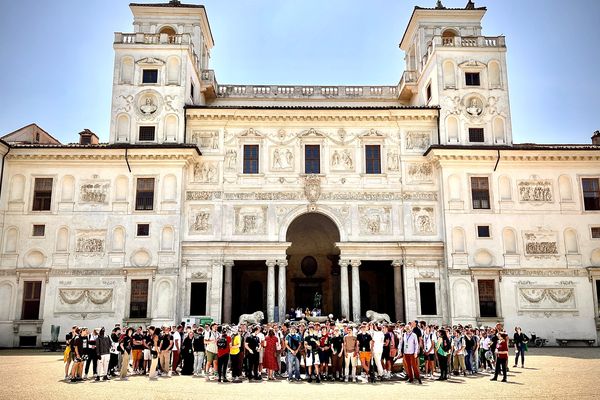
[285,212,340,316]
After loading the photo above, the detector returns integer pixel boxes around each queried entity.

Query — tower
[399,1,512,145]
[109,1,214,144]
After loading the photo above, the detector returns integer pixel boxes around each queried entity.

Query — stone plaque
[518,179,553,202]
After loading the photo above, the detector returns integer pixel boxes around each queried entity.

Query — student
[216,328,232,382]
[423,325,436,379]
[131,326,144,374]
[171,325,183,375]
[158,326,172,375]
[371,324,385,380]
[285,325,302,381]
[204,323,219,377]
[193,327,206,377]
[181,329,195,375]
[108,327,121,376]
[64,325,78,380]
[491,332,509,382]
[452,329,467,376]
[262,328,279,380]
[357,323,373,379]
[96,328,111,381]
[513,326,529,368]
[329,327,344,381]
[436,329,452,381]
[70,327,83,383]
[230,326,243,381]
[402,324,422,384]
[147,326,160,380]
[84,328,98,380]
[119,327,133,380]
[343,325,358,382]
[318,326,331,380]
[303,324,321,383]
[245,326,261,380]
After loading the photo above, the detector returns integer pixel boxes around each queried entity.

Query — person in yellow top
[229,326,242,382]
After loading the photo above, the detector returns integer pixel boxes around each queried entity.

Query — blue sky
[1,0,598,144]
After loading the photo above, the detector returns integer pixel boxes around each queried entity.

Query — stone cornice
[427,149,600,163]
[186,108,438,123]
[7,150,199,162]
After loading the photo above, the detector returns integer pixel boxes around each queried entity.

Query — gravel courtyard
[0,347,598,399]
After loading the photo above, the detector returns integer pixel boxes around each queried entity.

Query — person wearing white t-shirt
[204,324,219,376]
[171,326,182,375]
[372,325,385,379]
[257,329,266,374]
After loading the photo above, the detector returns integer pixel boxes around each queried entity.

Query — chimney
[78,129,99,145]
[592,130,600,145]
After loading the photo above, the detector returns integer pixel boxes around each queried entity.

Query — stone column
[210,260,223,322]
[277,259,287,323]
[392,260,404,322]
[339,259,350,319]
[223,260,234,323]
[266,260,276,322]
[350,260,361,322]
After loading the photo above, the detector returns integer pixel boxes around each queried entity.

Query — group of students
[63,319,529,385]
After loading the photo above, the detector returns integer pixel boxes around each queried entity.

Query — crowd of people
[63,319,529,385]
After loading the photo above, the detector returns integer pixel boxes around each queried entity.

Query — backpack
[217,336,228,349]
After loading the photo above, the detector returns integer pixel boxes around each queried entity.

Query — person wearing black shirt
[193,328,205,376]
[108,327,121,377]
[357,324,373,377]
[147,326,160,379]
[119,327,133,380]
[464,330,476,374]
[69,328,83,382]
[303,325,321,383]
[329,328,344,381]
[132,327,144,374]
[84,329,98,379]
[96,328,112,381]
[244,326,261,380]
[513,326,529,368]
[64,325,77,380]
[159,327,173,375]
[181,329,195,375]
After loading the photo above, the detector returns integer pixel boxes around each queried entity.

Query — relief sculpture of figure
[332,150,340,166]
[466,98,482,116]
[342,150,353,169]
[140,97,157,115]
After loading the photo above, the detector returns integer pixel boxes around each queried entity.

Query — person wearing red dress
[262,329,279,380]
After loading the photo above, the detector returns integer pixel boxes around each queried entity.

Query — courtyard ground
[0,347,598,399]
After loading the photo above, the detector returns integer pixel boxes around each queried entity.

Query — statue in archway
[313,292,322,309]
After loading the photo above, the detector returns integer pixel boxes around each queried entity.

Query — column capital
[339,259,350,267]
[266,259,277,268]
[276,259,288,268]
[391,260,403,268]
[211,259,223,269]
[223,260,235,268]
[350,259,361,268]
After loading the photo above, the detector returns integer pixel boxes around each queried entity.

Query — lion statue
[238,311,264,325]
[366,310,391,323]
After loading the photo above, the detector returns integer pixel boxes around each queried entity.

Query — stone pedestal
[339,259,350,319]
[392,260,404,322]
[266,260,276,322]
[351,260,361,322]
[277,260,287,323]
[223,261,234,323]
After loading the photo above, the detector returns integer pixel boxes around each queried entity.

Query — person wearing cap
[357,323,373,379]
[402,324,422,384]
[216,326,232,382]
[304,324,321,383]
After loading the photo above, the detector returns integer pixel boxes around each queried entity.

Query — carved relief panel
[193,162,219,183]
[79,181,110,204]
[517,285,576,312]
[234,206,267,235]
[522,228,559,259]
[191,130,219,151]
[330,148,354,171]
[271,147,295,171]
[412,207,435,235]
[518,179,553,203]
[224,149,238,172]
[189,207,213,234]
[359,206,392,235]
[406,162,434,184]
[405,132,431,152]
[55,288,113,314]
[75,230,106,255]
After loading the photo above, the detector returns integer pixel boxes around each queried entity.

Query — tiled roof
[8,142,202,155]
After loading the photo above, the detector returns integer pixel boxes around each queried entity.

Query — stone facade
[0,1,599,347]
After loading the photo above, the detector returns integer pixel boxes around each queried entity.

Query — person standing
[285,325,301,381]
[131,326,144,374]
[245,326,261,380]
[402,324,422,384]
[513,327,529,368]
[329,327,344,381]
[193,327,206,377]
[230,326,242,381]
[303,324,321,383]
[263,328,279,380]
[64,325,77,380]
[119,327,133,380]
[96,328,111,381]
[171,325,182,375]
[318,325,331,380]
[216,328,232,382]
[70,327,83,383]
[464,329,475,375]
[357,323,373,379]
[423,325,436,379]
[452,328,467,376]
[372,324,385,380]
[181,329,195,375]
[147,326,160,380]
[343,325,358,382]
[491,332,509,382]
[108,327,121,377]
[204,323,219,377]
[436,329,451,381]
[84,328,98,380]
[158,326,172,376]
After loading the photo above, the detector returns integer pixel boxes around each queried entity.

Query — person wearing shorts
[318,326,331,380]
[357,323,373,377]
[143,329,152,374]
[303,324,321,383]
[204,323,219,376]
[131,326,144,374]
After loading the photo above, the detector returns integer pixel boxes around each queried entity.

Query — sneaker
[513,365,517,368]
[344,377,348,382]
[418,378,422,384]
[501,379,507,382]
[95,376,100,382]
[490,378,497,381]
[103,376,109,381]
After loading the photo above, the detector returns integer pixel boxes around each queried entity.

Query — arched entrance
[286,212,341,316]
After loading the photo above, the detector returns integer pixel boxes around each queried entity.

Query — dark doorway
[357,261,395,319]
[231,260,267,322]
[190,282,207,316]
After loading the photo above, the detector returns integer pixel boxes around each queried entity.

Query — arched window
[442,29,458,46]
[159,26,177,43]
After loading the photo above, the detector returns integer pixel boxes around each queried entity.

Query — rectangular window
[304,145,321,174]
[478,279,497,318]
[468,128,485,142]
[129,279,149,319]
[135,178,155,211]
[243,145,259,174]
[21,281,42,320]
[32,177,53,211]
[136,223,150,237]
[477,225,490,238]
[582,178,600,211]
[471,177,491,209]
[419,282,437,315]
[189,282,207,315]
[365,145,381,174]
[465,72,480,86]
[138,126,156,142]
[426,83,432,102]
[142,69,158,84]
[592,227,600,239]
[32,225,45,237]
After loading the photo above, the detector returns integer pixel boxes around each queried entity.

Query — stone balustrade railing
[421,35,506,70]
[115,32,200,71]
[216,84,398,99]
